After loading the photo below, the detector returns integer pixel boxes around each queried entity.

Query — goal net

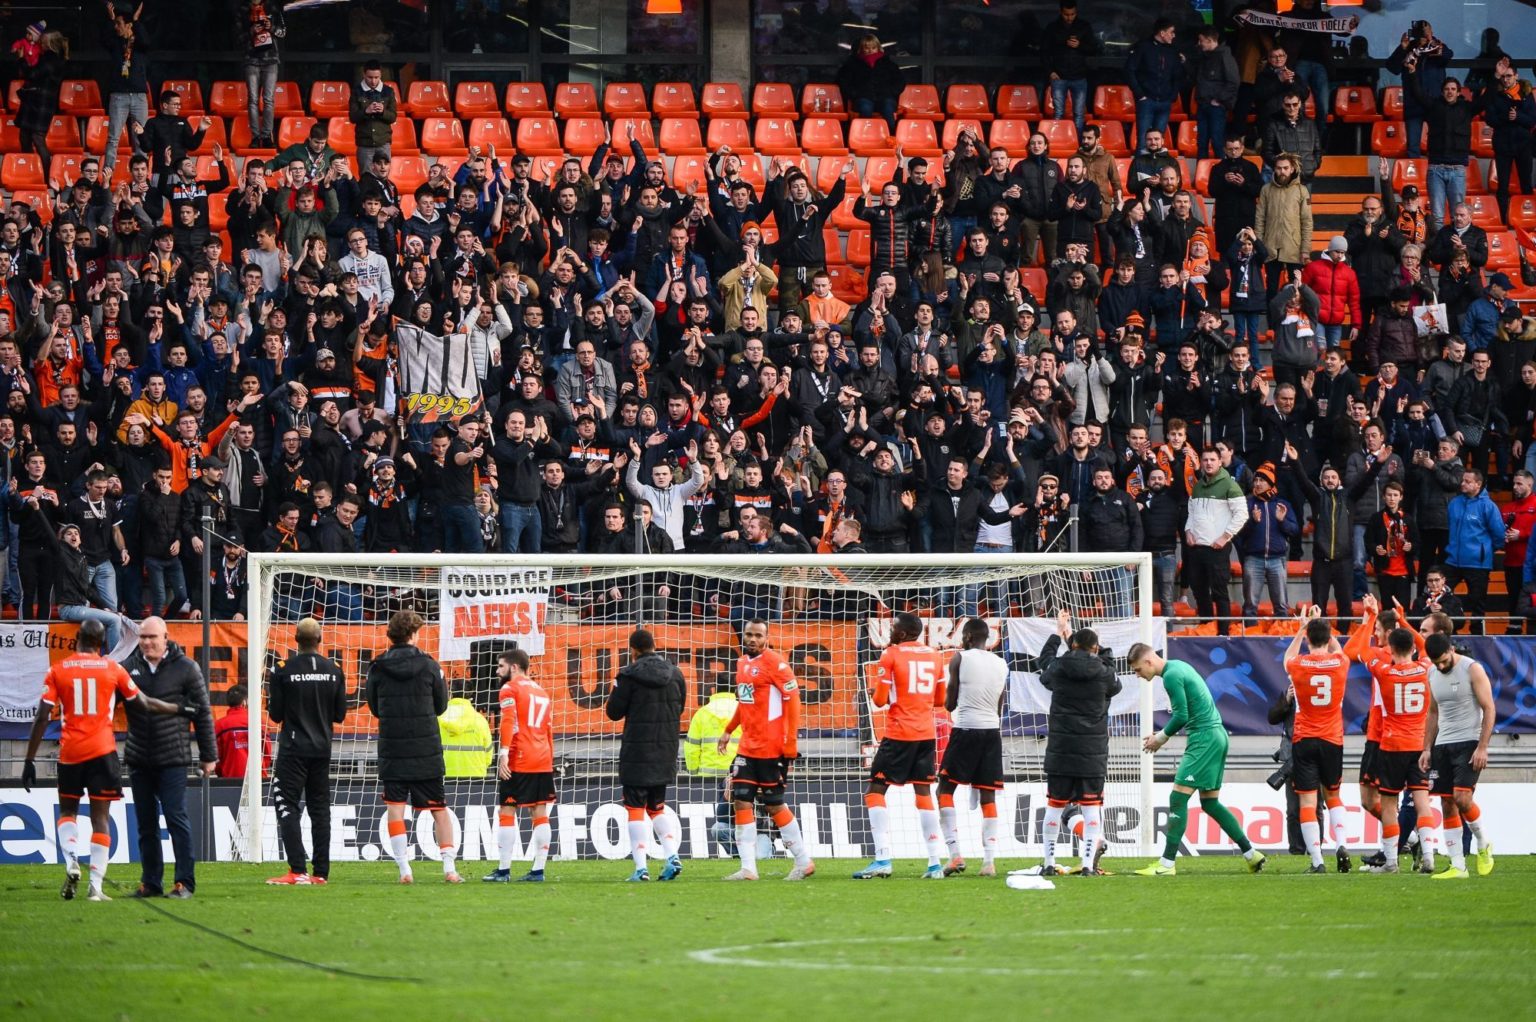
[238,552,1162,866]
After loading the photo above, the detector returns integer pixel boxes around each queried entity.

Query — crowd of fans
[1,2,1534,638]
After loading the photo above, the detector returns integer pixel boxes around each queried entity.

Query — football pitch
[4,857,1532,1020]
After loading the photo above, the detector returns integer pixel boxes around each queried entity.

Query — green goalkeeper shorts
[1173,728,1230,791]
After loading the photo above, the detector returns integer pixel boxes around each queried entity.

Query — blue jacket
[1239,494,1298,558]
[1459,297,1502,351]
[1126,39,1184,103]
[1446,488,1506,569]
[643,248,711,302]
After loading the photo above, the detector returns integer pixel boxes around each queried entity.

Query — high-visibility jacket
[683,691,740,776]
[439,698,493,778]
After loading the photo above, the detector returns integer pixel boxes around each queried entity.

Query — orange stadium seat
[559,116,605,155]
[946,84,993,123]
[325,117,356,155]
[310,81,350,119]
[1371,121,1409,159]
[802,83,848,120]
[209,81,248,119]
[1487,231,1520,269]
[275,115,316,150]
[989,118,1032,152]
[419,115,468,156]
[2,153,45,191]
[753,83,798,120]
[862,155,900,191]
[11,189,51,222]
[1381,86,1404,120]
[1509,196,1536,230]
[610,117,656,152]
[48,154,84,190]
[603,82,648,118]
[1334,86,1380,123]
[671,153,708,192]
[1044,88,1076,122]
[45,116,81,154]
[1093,121,1129,156]
[553,82,599,118]
[390,117,420,155]
[700,82,748,119]
[1176,120,1199,158]
[755,117,803,156]
[823,224,845,263]
[189,116,228,155]
[468,117,513,154]
[1391,157,1426,195]
[1465,194,1502,228]
[845,227,871,267]
[1473,121,1495,159]
[816,154,856,195]
[162,80,204,115]
[826,264,866,301]
[229,118,270,154]
[405,80,452,117]
[58,79,103,118]
[803,117,853,157]
[849,118,895,155]
[659,117,705,154]
[503,82,550,117]
[706,117,751,152]
[454,81,500,119]
[1093,85,1136,123]
[272,81,304,117]
[893,119,940,157]
[390,155,429,194]
[1039,119,1078,157]
[897,85,942,121]
[996,85,1041,119]
[0,116,19,153]
[1465,159,1487,195]
[652,82,697,117]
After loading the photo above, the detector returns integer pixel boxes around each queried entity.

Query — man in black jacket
[1208,137,1263,253]
[1037,616,1121,875]
[123,616,217,898]
[266,617,349,885]
[606,627,687,882]
[1082,467,1143,617]
[1406,63,1475,233]
[364,609,457,884]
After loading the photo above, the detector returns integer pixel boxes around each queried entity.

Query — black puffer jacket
[123,642,217,769]
[605,651,686,788]
[364,644,449,782]
[1039,638,1122,778]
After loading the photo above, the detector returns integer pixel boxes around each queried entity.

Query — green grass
[3,856,1532,1020]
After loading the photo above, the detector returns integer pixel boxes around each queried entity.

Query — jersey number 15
[907,661,936,695]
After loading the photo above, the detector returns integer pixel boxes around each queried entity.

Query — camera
[1266,767,1290,791]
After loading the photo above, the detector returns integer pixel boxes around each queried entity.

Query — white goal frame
[240,551,1156,863]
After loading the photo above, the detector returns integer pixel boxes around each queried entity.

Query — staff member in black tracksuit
[266,617,349,885]
[1037,621,1121,876]
[122,616,218,898]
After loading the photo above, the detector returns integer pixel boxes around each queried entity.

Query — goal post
[239,551,1160,865]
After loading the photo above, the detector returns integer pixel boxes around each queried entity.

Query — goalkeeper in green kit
[1127,644,1267,877]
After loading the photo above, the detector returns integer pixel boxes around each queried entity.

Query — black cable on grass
[107,878,422,983]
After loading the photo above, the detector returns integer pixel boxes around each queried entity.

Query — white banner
[1006,617,1169,717]
[0,618,140,724]
[437,567,552,660]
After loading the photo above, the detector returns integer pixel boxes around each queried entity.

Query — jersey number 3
[1308,674,1333,706]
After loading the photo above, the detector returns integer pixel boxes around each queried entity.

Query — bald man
[123,616,218,898]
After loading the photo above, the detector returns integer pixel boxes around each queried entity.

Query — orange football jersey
[41,654,139,764]
[874,642,948,742]
[498,676,554,773]
[735,649,799,759]
[1362,655,1431,753]
[1287,652,1349,745]
[1344,615,1425,744]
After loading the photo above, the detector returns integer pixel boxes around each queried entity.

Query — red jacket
[215,705,271,778]
[1502,493,1536,568]
[1301,256,1362,328]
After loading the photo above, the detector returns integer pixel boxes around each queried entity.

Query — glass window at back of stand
[444,0,530,54]
[539,0,702,57]
[754,0,924,57]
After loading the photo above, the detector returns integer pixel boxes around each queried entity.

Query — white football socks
[868,805,891,861]
[1042,806,1064,867]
